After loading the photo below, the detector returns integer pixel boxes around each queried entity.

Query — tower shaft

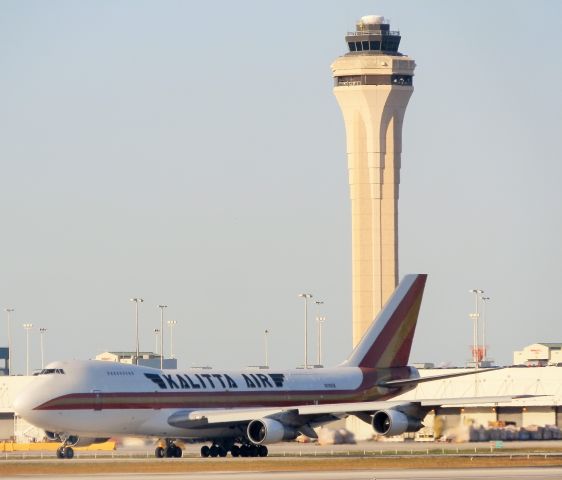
[332,16,415,347]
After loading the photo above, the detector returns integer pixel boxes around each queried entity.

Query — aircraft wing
[167,394,537,430]
[167,402,404,431]
[168,407,304,428]
[296,394,538,415]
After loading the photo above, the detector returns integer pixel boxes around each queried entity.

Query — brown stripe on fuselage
[34,367,416,411]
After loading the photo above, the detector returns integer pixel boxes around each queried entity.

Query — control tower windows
[347,38,399,54]
[335,74,413,87]
[382,38,400,52]
[391,75,412,86]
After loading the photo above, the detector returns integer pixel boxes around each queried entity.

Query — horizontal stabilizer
[378,367,504,389]
[419,394,544,407]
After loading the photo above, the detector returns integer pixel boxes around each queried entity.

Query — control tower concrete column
[332,15,416,347]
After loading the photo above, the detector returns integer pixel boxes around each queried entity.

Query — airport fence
[3,445,562,461]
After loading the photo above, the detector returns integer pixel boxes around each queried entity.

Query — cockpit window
[35,368,65,375]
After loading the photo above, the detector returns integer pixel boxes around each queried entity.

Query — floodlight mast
[469,289,484,366]
[4,308,14,374]
[158,305,168,369]
[298,293,313,368]
[130,298,144,365]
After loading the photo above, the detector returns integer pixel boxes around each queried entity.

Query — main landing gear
[155,439,183,458]
[200,442,268,458]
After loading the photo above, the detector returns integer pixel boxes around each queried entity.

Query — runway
[4,467,562,480]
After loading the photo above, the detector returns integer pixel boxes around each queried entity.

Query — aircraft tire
[174,446,182,458]
[200,445,210,458]
[230,445,240,457]
[63,446,74,459]
[209,445,219,457]
[257,445,268,457]
[155,446,165,458]
[56,447,64,459]
[249,444,258,457]
[165,445,179,458]
[218,446,227,457]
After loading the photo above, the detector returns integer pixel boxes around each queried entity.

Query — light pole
[158,305,168,370]
[129,298,144,365]
[468,313,478,364]
[298,293,313,369]
[154,329,160,354]
[4,308,14,374]
[481,296,491,361]
[39,328,47,369]
[167,320,177,359]
[22,323,33,375]
[264,329,269,368]
[469,289,484,366]
[317,316,326,366]
[315,301,324,366]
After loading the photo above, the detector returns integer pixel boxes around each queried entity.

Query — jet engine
[371,409,423,437]
[247,418,297,445]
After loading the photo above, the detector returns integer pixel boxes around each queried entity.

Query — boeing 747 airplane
[14,274,525,459]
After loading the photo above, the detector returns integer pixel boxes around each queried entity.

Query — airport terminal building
[398,366,562,441]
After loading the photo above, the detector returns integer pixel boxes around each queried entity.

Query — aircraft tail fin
[341,274,427,369]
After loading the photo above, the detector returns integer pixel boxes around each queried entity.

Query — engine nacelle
[66,436,110,447]
[247,418,297,445]
[372,409,423,437]
[45,431,60,442]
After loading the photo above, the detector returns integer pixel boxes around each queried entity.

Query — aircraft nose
[13,391,34,417]
[13,386,42,421]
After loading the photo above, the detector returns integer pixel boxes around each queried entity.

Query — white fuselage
[14,359,413,439]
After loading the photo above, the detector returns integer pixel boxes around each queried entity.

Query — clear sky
[1,1,561,374]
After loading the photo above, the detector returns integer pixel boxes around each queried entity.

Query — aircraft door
[92,389,103,411]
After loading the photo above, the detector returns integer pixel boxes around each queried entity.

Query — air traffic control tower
[332,15,416,347]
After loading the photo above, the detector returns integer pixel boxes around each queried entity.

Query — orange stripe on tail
[341,274,427,369]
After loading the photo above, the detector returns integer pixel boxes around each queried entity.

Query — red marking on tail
[343,274,427,369]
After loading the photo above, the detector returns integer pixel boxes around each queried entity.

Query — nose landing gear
[56,445,74,459]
